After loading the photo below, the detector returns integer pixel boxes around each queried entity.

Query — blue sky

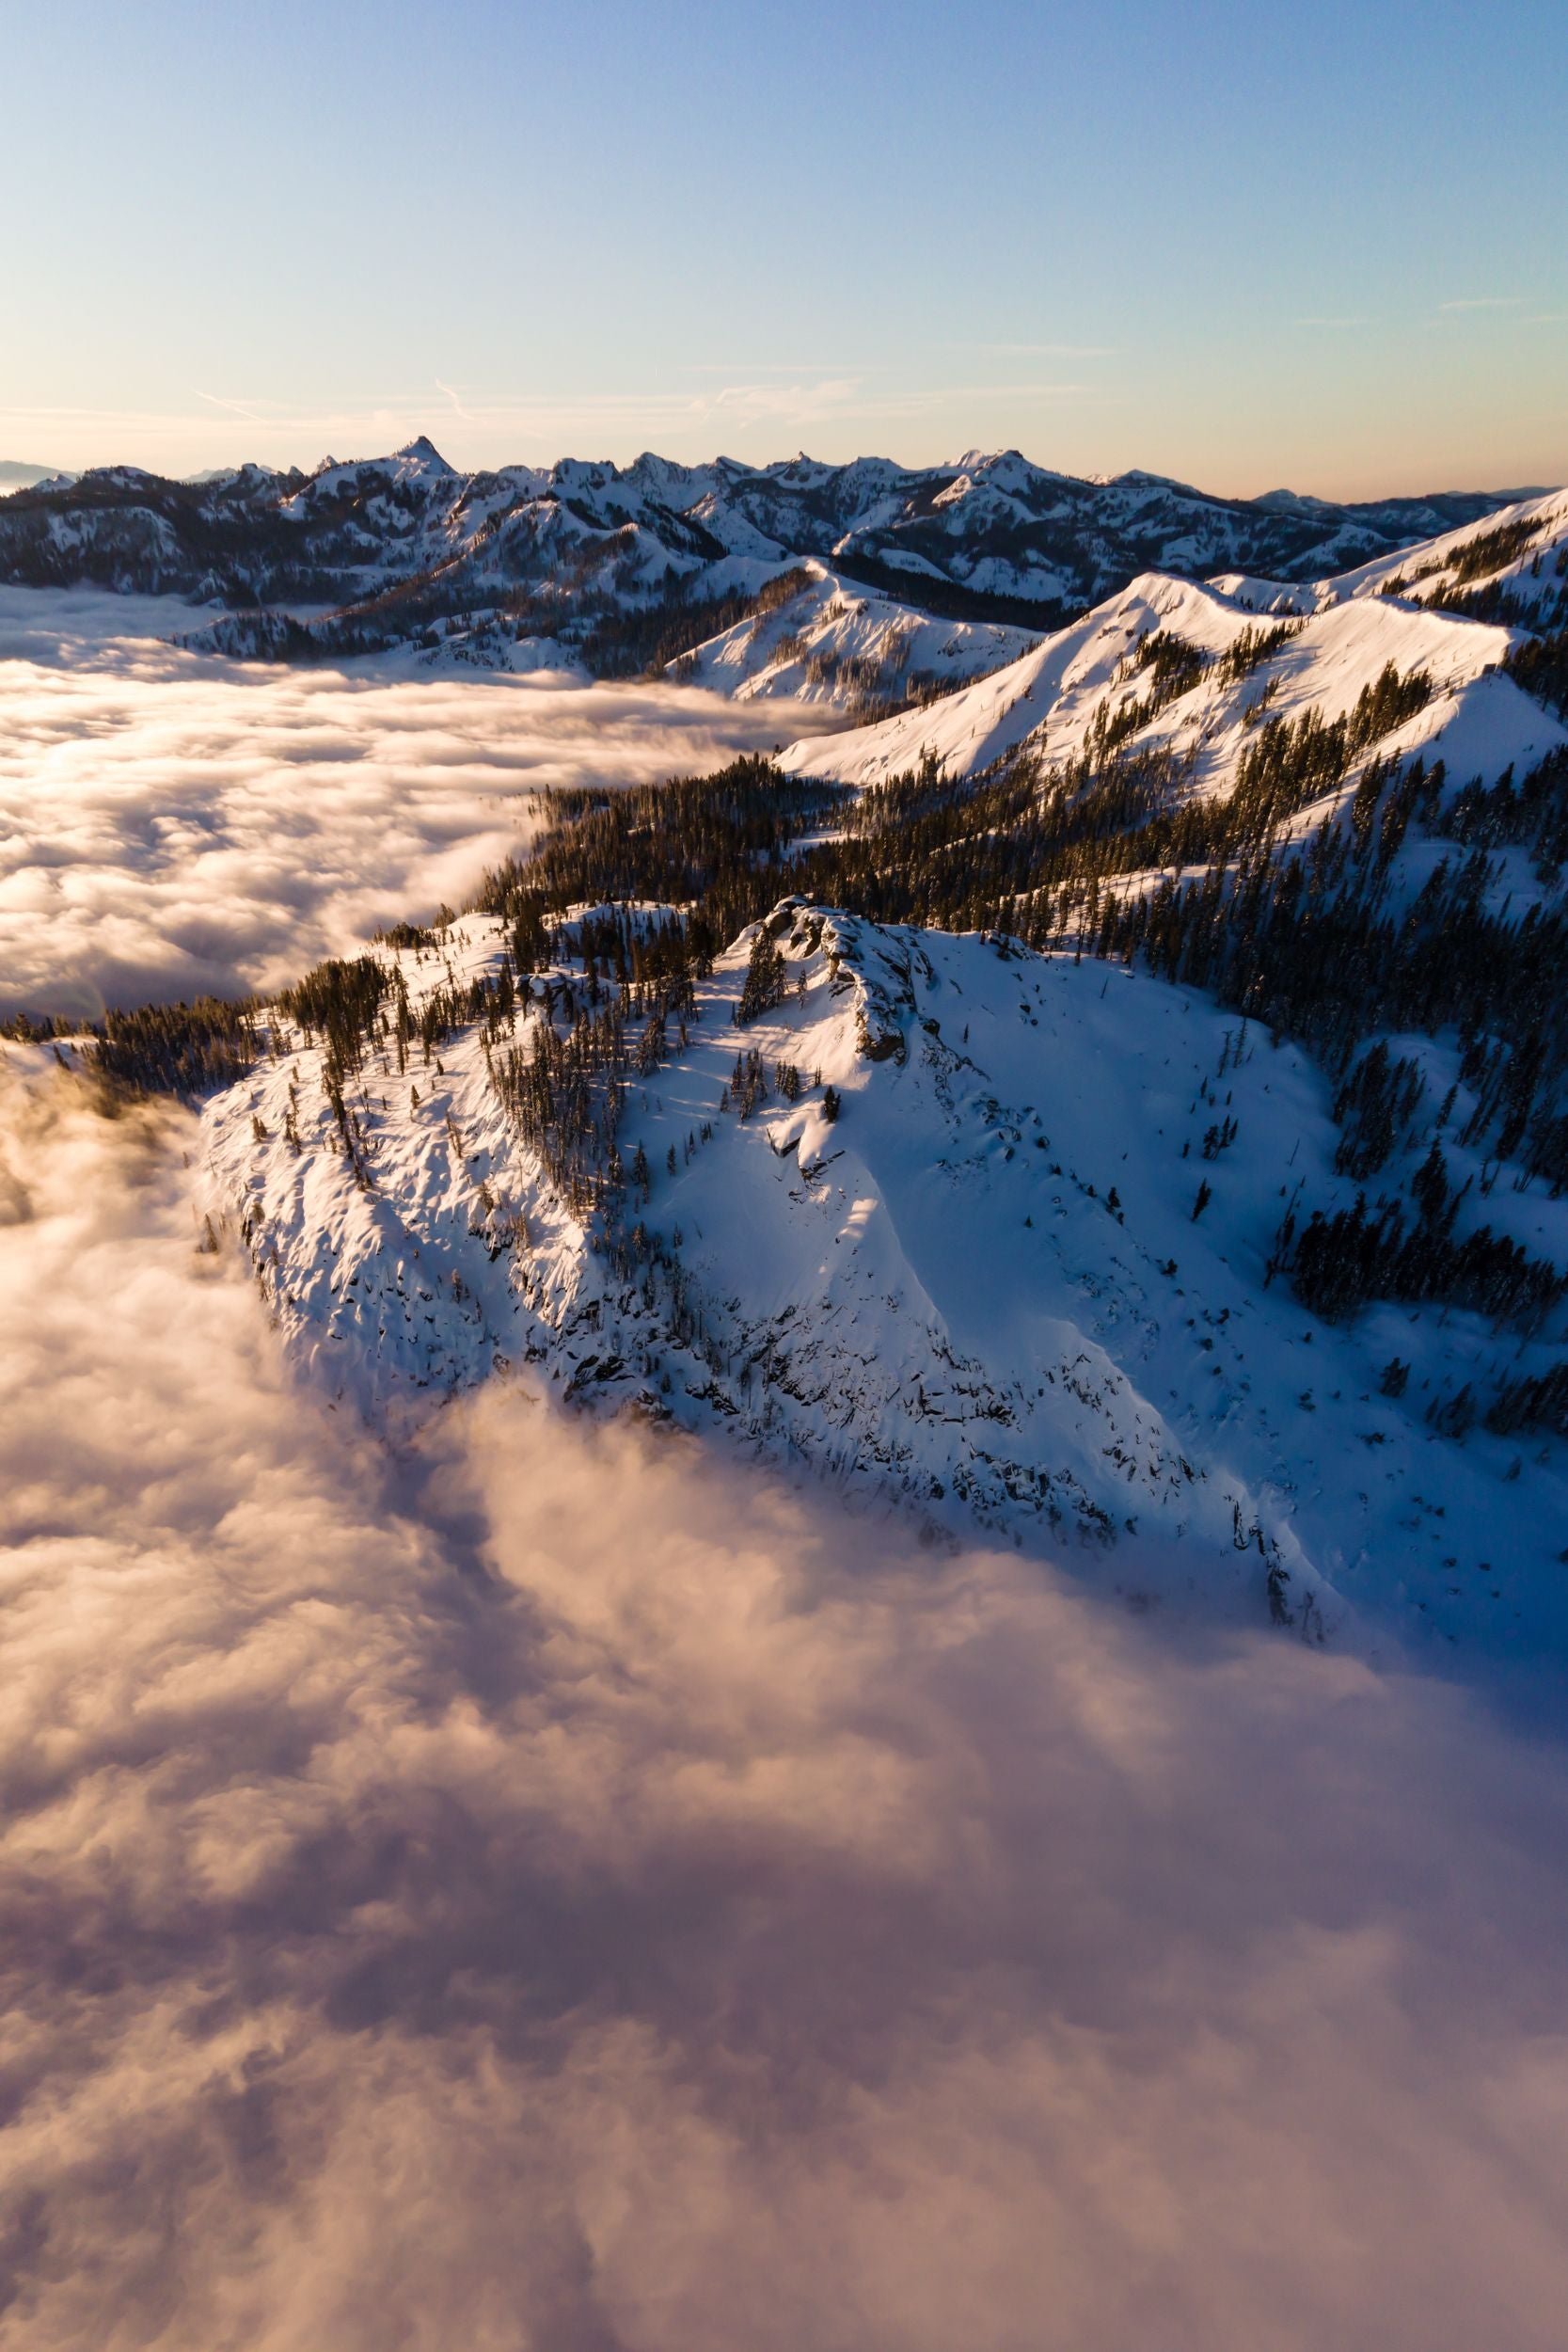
[3,0,1564,495]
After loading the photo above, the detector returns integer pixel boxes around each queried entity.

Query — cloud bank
[0,588,832,1020]
[3,1047,1568,2350]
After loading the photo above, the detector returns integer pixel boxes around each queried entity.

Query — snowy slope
[673,562,1037,712]
[1323,486,1568,625]
[781,566,1564,798]
[200,900,1568,1674]
[1206,571,1317,615]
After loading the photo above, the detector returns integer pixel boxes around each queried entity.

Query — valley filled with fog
[4,1048,1568,2352]
[0,587,834,1015]
[4,533,1568,2349]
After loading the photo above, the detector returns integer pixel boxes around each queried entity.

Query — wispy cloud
[962,340,1119,359]
[678,360,866,376]
[196,390,270,422]
[685,378,1096,431]
[0,374,1105,476]
[703,376,863,421]
[1438,296,1525,312]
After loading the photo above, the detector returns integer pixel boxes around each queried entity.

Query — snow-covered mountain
[0,437,1544,678]
[0,460,67,491]
[782,488,1568,792]
[670,561,1037,713]
[198,894,1568,1672]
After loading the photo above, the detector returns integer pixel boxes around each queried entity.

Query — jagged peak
[392,435,456,472]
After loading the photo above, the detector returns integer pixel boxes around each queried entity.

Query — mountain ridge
[779,486,1568,789]
[190,884,1568,1677]
[2,438,1547,680]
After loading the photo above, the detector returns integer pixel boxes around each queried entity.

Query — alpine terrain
[0,436,1543,689]
[11,453,1568,1683]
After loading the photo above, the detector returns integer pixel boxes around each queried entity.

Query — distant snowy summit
[0,459,69,491]
[0,437,1548,685]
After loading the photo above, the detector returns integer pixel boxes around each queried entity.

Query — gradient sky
[3,0,1564,498]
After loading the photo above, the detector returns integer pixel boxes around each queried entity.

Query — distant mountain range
[0,437,1550,675]
[0,460,66,490]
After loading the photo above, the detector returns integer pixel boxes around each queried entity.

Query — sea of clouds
[0,587,835,1020]
[3,1045,1568,2352]
[3,585,1567,2348]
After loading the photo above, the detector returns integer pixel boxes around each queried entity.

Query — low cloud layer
[3,1047,1568,2350]
[0,588,832,1018]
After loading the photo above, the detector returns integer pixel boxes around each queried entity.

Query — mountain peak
[0,459,64,491]
[1254,486,1336,515]
[393,436,455,473]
